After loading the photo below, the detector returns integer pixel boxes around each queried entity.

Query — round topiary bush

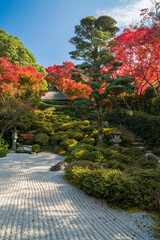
[53,146,64,154]
[32,144,41,153]
[80,137,95,145]
[73,131,84,141]
[65,148,90,162]
[60,139,78,150]
[34,133,49,147]
[90,151,105,163]
[68,144,95,153]
[50,132,67,145]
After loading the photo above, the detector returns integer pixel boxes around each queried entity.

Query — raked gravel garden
[0,152,157,240]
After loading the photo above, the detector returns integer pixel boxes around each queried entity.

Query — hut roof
[41,85,69,101]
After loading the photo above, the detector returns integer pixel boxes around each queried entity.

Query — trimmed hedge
[66,163,160,210]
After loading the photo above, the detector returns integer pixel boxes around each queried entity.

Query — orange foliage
[45,62,92,98]
[0,57,45,99]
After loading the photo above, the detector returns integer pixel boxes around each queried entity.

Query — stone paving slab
[0,152,156,240]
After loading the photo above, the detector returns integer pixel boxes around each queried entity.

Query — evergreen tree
[69,16,134,143]
[0,29,45,73]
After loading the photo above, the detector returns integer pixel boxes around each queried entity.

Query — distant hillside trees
[0,29,45,73]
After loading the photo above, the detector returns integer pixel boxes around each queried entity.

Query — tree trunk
[97,108,104,143]
[0,132,3,142]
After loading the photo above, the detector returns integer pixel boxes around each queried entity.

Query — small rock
[145,153,159,161]
[16,145,32,153]
[50,162,67,171]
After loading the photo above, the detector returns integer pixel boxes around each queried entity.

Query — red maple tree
[0,57,45,101]
[109,5,160,108]
[45,62,92,98]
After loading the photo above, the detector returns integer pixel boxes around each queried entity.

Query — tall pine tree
[69,16,134,143]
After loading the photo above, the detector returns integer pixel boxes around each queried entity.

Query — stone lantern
[110,129,122,147]
[11,127,19,150]
[103,121,109,128]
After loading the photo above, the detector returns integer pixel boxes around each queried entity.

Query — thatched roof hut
[41,86,69,101]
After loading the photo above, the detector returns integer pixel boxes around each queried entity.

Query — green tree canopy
[0,29,45,73]
[69,16,134,143]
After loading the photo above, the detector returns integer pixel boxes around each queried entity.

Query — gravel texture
[0,152,156,240]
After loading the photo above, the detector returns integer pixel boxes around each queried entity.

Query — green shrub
[32,144,41,153]
[60,139,78,150]
[63,110,72,116]
[112,162,126,171]
[110,152,130,164]
[90,151,106,163]
[0,139,9,149]
[66,166,160,210]
[107,160,119,168]
[103,147,119,158]
[83,120,90,125]
[90,129,98,139]
[0,148,8,158]
[66,167,133,206]
[0,139,9,157]
[44,107,56,118]
[95,143,109,155]
[103,146,154,169]
[80,137,95,145]
[72,97,89,103]
[50,132,67,145]
[54,105,72,111]
[119,147,145,157]
[66,161,98,174]
[130,168,160,209]
[54,121,81,131]
[53,146,64,154]
[106,109,160,147]
[34,133,49,147]
[45,100,68,105]
[63,131,84,141]
[68,143,95,153]
[72,99,92,120]
[72,131,84,141]
[65,148,90,162]
[81,125,96,134]
[38,101,55,110]
[65,131,74,138]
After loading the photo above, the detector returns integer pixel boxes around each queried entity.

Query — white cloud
[96,0,152,28]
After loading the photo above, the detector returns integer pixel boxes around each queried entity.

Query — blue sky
[0,0,152,67]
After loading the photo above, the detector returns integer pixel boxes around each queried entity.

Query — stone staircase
[118,124,146,150]
[118,125,160,164]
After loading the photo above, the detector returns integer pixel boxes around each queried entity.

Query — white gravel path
[0,152,156,240]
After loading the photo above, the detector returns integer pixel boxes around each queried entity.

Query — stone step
[133,146,146,150]
[118,125,144,147]
[132,142,144,146]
